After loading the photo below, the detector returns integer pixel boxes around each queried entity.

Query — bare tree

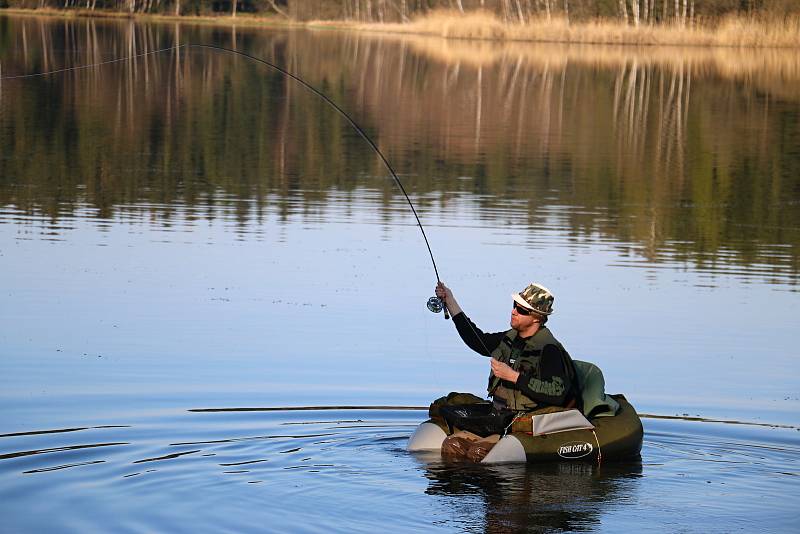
[500,0,511,22]
[515,0,525,22]
[266,0,289,18]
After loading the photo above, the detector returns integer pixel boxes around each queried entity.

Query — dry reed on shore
[348,10,800,48]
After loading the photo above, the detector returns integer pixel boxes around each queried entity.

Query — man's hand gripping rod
[428,281,451,320]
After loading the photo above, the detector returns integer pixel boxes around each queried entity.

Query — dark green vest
[488,326,573,411]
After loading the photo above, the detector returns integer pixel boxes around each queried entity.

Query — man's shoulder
[529,327,566,349]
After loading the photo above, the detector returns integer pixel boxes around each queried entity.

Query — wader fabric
[441,431,500,462]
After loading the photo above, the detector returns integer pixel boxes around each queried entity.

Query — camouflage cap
[512,282,554,316]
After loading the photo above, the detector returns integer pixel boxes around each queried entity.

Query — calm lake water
[1,13,799,532]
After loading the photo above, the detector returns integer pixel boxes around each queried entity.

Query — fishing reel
[427,296,450,320]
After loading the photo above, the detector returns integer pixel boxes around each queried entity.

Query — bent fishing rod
[1,42,450,319]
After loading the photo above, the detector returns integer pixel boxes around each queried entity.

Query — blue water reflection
[1,195,797,430]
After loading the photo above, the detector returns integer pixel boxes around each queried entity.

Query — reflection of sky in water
[2,193,797,428]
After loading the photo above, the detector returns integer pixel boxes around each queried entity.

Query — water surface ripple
[0,409,798,532]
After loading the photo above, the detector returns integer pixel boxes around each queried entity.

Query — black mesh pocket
[439,403,514,438]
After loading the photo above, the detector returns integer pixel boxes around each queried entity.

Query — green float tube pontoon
[407,361,644,464]
[407,394,642,463]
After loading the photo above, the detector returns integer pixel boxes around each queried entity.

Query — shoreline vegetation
[338,11,800,48]
[2,5,800,48]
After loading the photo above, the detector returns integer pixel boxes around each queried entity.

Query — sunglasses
[513,302,536,316]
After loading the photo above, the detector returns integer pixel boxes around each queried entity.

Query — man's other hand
[491,359,520,383]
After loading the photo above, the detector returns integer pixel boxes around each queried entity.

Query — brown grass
[347,9,800,48]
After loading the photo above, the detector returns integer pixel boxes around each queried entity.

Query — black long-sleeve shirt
[452,312,576,407]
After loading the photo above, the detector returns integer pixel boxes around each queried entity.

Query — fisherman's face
[510,302,540,332]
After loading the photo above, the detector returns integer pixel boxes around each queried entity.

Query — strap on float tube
[591,429,603,466]
[1,43,450,320]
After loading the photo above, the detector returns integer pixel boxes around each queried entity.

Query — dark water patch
[640,413,798,430]
[24,460,105,474]
[133,449,202,464]
[0,425,132,439]
[189,405,429,412]
[281,419,367,425]
[0,427,90,438]
[219,459,269,466]
[169,433,336,446]
[0,442,129,461]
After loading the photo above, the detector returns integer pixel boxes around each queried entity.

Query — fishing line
[4,40,518,413]
[1,42,450,318]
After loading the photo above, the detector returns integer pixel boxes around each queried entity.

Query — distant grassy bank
[320,10,800,48]
[3,7,799,48]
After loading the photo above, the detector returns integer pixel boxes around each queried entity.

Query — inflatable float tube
[407,394,643,464]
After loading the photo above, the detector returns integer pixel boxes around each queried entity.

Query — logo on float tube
[557,441,594,459]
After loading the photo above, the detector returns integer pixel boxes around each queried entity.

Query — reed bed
[345,10,800,48]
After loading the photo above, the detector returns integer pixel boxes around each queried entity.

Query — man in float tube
[434,282,580,434]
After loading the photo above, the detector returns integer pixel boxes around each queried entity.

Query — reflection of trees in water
[421,459,643,533]
[614,59,692,192]
[1,15,798,281]
[611,60,693,260]
[349,36,798,279]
